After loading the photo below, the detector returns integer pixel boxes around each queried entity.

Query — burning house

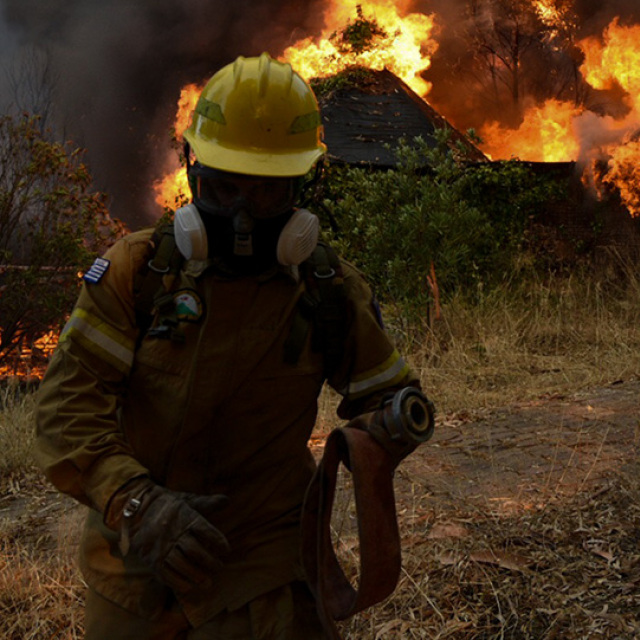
[151,1,640,253]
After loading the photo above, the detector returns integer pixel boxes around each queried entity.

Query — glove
[105,477,231,594]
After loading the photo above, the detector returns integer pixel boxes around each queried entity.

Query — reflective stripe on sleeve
[345,349,410,399]
[59,308,135,374]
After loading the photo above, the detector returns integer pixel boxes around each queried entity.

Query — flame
[281,0,438,97]
[154,83,203,211]
[602,139,640,216]
[0,329,60,379]
[578,19,640,215]
[479,99,582,162]
[579,18,640,103]
[475,16,640,216]
[533,0,575,36]
[534,0,562,27]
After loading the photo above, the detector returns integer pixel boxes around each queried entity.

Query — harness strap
[133,225,185,344]
[283,243,347,378]
[301,422,401,639]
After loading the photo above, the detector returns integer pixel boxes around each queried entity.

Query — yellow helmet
[184,53,326,177]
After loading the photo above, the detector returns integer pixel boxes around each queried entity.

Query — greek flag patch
[83,258,110,284]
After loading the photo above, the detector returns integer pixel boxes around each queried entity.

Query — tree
[464,0,584,122]
[0,113,126,371]
[331,4,387,55]
[3,46,58,130]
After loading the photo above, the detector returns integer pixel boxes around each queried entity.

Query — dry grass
[401,264,640,415]
[2,264,640,638]
[0,541,85,640]
[336,472,640,639]
[0,473,85,639]
[0,388,37,478]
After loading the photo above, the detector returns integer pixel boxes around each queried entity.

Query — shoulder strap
[284,242,347,378]
[132,223,185,344]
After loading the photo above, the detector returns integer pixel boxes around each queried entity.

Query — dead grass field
[1,264,640,639]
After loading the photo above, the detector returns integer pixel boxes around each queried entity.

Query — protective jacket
[35,227,418,626]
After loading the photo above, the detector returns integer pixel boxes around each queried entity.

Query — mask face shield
[190,163,299,219]
[180,159,320,273]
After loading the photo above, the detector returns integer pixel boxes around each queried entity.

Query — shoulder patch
[83,257,110,284]
[174,289,204,322]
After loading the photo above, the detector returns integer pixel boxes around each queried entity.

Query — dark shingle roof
[318,68,487,167]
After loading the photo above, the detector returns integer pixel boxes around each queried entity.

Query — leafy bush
[321,130,564,318]
[0,113,126,368]
[331,4,387,55]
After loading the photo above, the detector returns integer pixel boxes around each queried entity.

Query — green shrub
[321,130,564,318]
[0,113,126,367]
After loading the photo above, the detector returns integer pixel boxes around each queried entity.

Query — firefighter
[35,53,422,639]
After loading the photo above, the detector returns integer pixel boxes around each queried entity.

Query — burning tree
[282,0,438,97]
[330,4,388,54]
[464,0,583,123]
[0,113,126,372]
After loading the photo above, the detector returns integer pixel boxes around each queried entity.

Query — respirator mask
[174,164,319,272]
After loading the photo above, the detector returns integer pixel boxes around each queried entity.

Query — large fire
[475,16,640,215]
[479,99,582,163]
[282,0,437,98]
[580,18,640,101]
[579,19,640,215]
[156,1,640,217]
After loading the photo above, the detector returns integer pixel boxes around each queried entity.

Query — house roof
[317,68,487,167]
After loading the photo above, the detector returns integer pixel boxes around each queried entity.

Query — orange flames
[281,0,438,97]
[0,329,59,380]
[479,100,582,163]
[534,0,562,27]
[602,139,640,216]
[579,19,640,215]
[156,2,640,218]
[580,18,640,101]
[475,16,640,215]
[154,83,203,211]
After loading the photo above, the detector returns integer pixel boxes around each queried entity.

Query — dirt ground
[2,379,640,638]
[397,378,640,512]
[4,378,640,558]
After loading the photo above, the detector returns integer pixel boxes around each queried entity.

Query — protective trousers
[84,581,327,640]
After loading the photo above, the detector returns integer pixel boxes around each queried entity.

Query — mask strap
[184,143,198,199]
[184,142,192,173]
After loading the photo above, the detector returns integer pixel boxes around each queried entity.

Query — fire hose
[301,387,435,639]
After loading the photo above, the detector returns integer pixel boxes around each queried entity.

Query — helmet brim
[185,133,326,178]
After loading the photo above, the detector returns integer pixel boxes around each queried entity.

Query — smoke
[573,109,636,164]
[0,0,325,227]
[575,0,640,35]
[2,0,640,226]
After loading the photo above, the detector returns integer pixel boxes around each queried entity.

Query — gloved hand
[105,477,231,594]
